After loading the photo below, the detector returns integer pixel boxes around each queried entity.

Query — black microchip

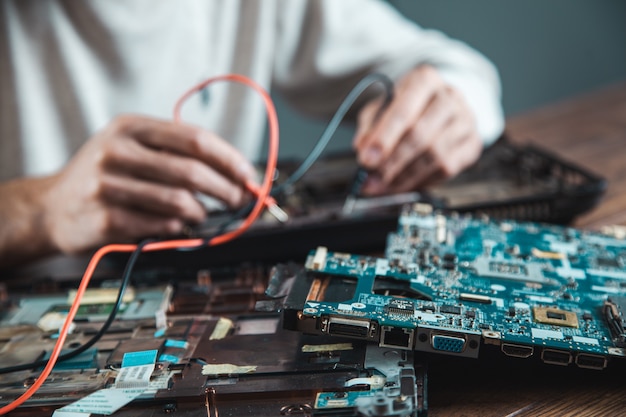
[597,257,620,268]
[583,313,593,321]
[508,307,516,317]
[443,253,457,263]
[478,323,491,330]
[388,299,414,310]
[440,304,461,315]
[465,310,476,319]
[442,263,456,270]
[385,299,414,316]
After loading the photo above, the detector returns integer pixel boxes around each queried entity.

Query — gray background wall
[270,0,626,160]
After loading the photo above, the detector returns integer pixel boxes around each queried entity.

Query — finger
[399,163,447,193]
[353,98,384,149]
[380,88,457,185]
[430,127,482,179]
[405,126,480,192]
[356,66,442,169]
[360,172,388,196]
[369,116,480,195]
[426,97,482,178]
[101,205,185,241]
[98,173,207,223]
[361,151,437,196]
[414,133,482,190]
[384,152,439,195]
[109,115,257,185]
[102,137,248,207]
[382,88,481,194]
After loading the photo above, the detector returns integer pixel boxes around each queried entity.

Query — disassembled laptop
[0,134,618,415]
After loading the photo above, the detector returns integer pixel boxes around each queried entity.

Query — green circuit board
[282,204,626,370]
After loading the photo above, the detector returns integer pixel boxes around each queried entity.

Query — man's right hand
[0,114,257,265]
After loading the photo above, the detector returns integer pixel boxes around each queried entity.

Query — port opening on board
[501,343,534,358]
[431,333,466,353]
[326,317,372,339]
[541,349,572,366]
[380,326,414,350]
[575,353,607,370]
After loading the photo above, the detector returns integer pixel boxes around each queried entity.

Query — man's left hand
[353,65,483,195]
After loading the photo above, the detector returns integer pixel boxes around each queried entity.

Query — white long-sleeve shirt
[0,0,504,181]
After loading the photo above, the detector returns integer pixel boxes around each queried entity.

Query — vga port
[431,334,466,353]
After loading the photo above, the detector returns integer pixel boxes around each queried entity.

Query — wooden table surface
[427,80,626,417]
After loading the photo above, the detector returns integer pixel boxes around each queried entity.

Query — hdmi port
[501,343,534,358]
[541,349,572,366]
[575,353,607,370]
[327,317,370,338]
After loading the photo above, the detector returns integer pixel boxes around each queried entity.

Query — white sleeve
[272,0,504,145]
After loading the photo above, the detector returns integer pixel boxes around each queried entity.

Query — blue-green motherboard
[282,204,626,370]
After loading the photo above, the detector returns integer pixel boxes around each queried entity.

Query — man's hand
[0,114,256,266]
[353,66,483,195]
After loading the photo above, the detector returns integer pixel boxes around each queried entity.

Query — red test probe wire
[0,74,279,415]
